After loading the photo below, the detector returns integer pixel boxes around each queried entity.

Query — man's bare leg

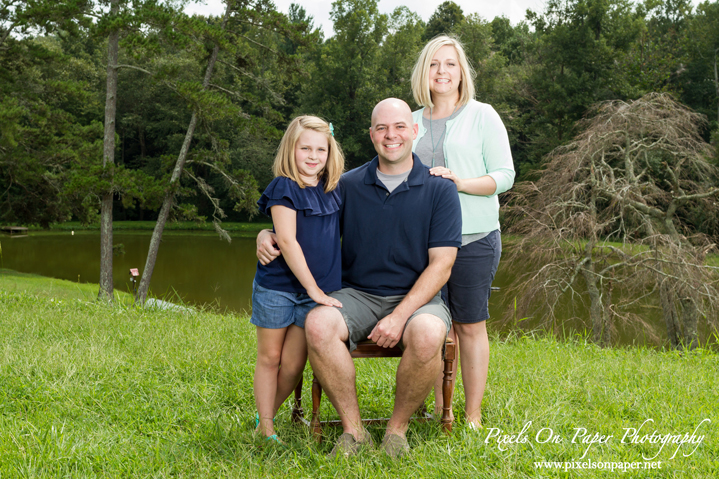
[386,314,446,438]
[305,306,367,441]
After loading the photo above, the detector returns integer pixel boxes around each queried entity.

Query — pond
[1,231,257,314]
[1,230,701,348]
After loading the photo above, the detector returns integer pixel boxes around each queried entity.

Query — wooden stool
[291,337,456,440]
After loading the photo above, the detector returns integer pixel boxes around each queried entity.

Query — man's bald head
[369,98,418,172]
[371,98,413,128]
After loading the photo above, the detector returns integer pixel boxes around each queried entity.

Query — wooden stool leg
[311,375,323,441]
[292,376,304,423]
[441,341,456,433]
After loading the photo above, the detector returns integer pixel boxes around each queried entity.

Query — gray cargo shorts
[328,288,452,352]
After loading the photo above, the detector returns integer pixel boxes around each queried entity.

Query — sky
[184,0,549,37]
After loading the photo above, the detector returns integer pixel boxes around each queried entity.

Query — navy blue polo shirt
[339,154,462,296]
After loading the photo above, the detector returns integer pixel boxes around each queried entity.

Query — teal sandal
[254,413,275,428]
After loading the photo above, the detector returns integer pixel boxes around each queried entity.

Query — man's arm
[368,246,457,348]
[256,229,281,265]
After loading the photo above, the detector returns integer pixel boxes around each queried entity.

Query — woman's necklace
[429,103,458,167]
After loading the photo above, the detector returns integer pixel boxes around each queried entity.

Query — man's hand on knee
[368,313,407,349]
[256,229,281,265]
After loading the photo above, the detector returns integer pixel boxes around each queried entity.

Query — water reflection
[3,231,700,348]
[1,231,257,313]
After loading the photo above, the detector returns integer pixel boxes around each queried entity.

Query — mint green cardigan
[412,99,515,235]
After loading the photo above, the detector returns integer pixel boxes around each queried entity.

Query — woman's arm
[271,205,342,308]
[428,168,497,196]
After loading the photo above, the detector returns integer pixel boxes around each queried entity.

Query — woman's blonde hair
[273,115,344,192]
[411,35,476,108]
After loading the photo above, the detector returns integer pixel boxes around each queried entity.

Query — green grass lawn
[0,269,133,303]
[0,272,717,477]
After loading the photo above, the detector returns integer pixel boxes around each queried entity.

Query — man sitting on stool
[257,98,461,458]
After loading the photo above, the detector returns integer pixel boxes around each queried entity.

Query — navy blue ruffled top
[254,176,342,294]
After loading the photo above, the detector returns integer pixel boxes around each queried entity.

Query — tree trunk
[624,131,635,182]
[659,281,681,349]
[135,2,231,305]
[135,114,198,305]
[680,298,698,350]
[0,22,15,47]
[601,279,613,346]
[139,124,146,158]
[580,243,610,347]
[98,0,120,302]
[664,200,681,239]
[714,47,718,125]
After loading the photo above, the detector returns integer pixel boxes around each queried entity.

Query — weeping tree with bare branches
[504,93,719,349]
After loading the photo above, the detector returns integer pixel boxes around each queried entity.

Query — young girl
[251,115,344,443]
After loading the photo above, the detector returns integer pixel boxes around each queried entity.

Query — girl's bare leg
[273,324,308,413]
[254,326,289,437]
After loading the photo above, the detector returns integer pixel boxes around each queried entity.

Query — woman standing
[410,35,515,429]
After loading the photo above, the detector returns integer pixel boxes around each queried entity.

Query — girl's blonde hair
[411,35,476,109]
[273,115,344,192]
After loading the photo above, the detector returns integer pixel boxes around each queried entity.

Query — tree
[524,0,643,166]
[682,1,719,136]
[505,93,719,348]
[480,17,537,178]
[453,14,506,104]
[0,1,106,228]
[89,0,186,301]
[0,0,91,46]
[376,6,424,104]
[134,0,313,304]
[423,1,464,40]
[0,36,104,227]
[301,0,388,169]
[620,0,692,96]
[489,16,531,65]
[98,0,120,302]
[0,0,164,235]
